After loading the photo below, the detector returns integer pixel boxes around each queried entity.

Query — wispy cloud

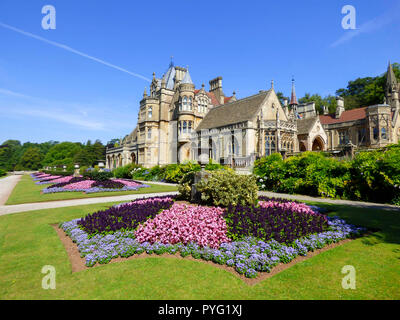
[330,6,400,48]
[0,22,151,82]
[0,87,134,131]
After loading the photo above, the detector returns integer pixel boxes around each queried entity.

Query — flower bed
[224,200,329,243]
[59,196,366,278]
[77,197,175,235]
[31,172,150,194]
[135,203,231,248]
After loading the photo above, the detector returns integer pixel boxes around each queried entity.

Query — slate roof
[181,69,193,84]
[319,107,367,125]
[196,90,270,131]
[297,117,318,135]
[162,63,176,90]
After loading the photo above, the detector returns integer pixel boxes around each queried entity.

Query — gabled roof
[297,117,318,134]
[196,90,271,131]
[319,107,367,125]
[194,90,225,106]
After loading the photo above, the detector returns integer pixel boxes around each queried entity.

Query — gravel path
[0,175,21,206]
[0,191,179,216]
[1,173,398,216]
[259,191,400,211]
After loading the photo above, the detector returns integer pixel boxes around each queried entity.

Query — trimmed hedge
[82,170,113,181]
[41,170,74,176]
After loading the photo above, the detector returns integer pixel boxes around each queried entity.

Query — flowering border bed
[59,197,366,279]
[31,172,150,194]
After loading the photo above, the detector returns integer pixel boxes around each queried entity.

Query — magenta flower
[135,203,231,248]
[63,180,96,190]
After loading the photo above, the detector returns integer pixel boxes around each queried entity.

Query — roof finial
[169,56,174,68]
[143,86,147,98]
[271,79,274,90]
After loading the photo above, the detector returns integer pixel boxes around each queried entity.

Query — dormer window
[197,98,208,113]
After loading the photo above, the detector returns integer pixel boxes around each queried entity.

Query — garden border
[52,224,356,286]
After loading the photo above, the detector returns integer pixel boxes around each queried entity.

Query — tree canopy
[335,62,400,110]
[0,139,106,172]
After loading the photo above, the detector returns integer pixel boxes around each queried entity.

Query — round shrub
[195,170,258,207]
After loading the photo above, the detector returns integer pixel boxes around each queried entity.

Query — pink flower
[49,176,74,184]
[112,179,142,188]
[135,203,231,248]
[63,180,95,190]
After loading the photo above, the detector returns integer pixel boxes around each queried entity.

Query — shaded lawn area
[5,174,178,205]
[0,200,399,300]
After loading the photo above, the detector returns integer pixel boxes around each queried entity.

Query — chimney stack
[209,76,225,104]
[335,96,345,118]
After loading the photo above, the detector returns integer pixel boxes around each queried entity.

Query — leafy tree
[336,63,400,110]
[18,147,43,170]
[276,91,289,107]
[299,93,337,114]
[0,140,22,171]
[42,142,83,167]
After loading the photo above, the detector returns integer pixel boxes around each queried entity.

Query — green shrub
[83,170,113,181]
[254,152,350,199]
[253,145,400,204]
[0,168,6,177]
[79,166,89,175]
[177,171,197,200]
[113,163,141,179]
[195,170,258,207]
[42,170,74,176]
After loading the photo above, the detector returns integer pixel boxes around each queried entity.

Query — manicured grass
[0,200,399,299]
[5,174,178,205]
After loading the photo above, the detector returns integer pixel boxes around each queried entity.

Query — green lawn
[5,174,177,205]
[0,200,399,299]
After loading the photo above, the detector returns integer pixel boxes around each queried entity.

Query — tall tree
[18,147,43,170]
[336,62,400,110]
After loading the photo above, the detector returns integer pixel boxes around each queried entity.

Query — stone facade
[106,62,400,169]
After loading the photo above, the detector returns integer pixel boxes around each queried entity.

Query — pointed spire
[143,87,147,98]
[289,78,298,106]
[181,66,193,84]
[271,79,274,90]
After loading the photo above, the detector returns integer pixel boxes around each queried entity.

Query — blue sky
[0,0,399,144]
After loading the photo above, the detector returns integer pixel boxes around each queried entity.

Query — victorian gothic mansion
[106,62,400,169]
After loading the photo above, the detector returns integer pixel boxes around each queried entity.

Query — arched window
[178,121,182,133]
[148,107,152,118]
[188,121,192,132]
